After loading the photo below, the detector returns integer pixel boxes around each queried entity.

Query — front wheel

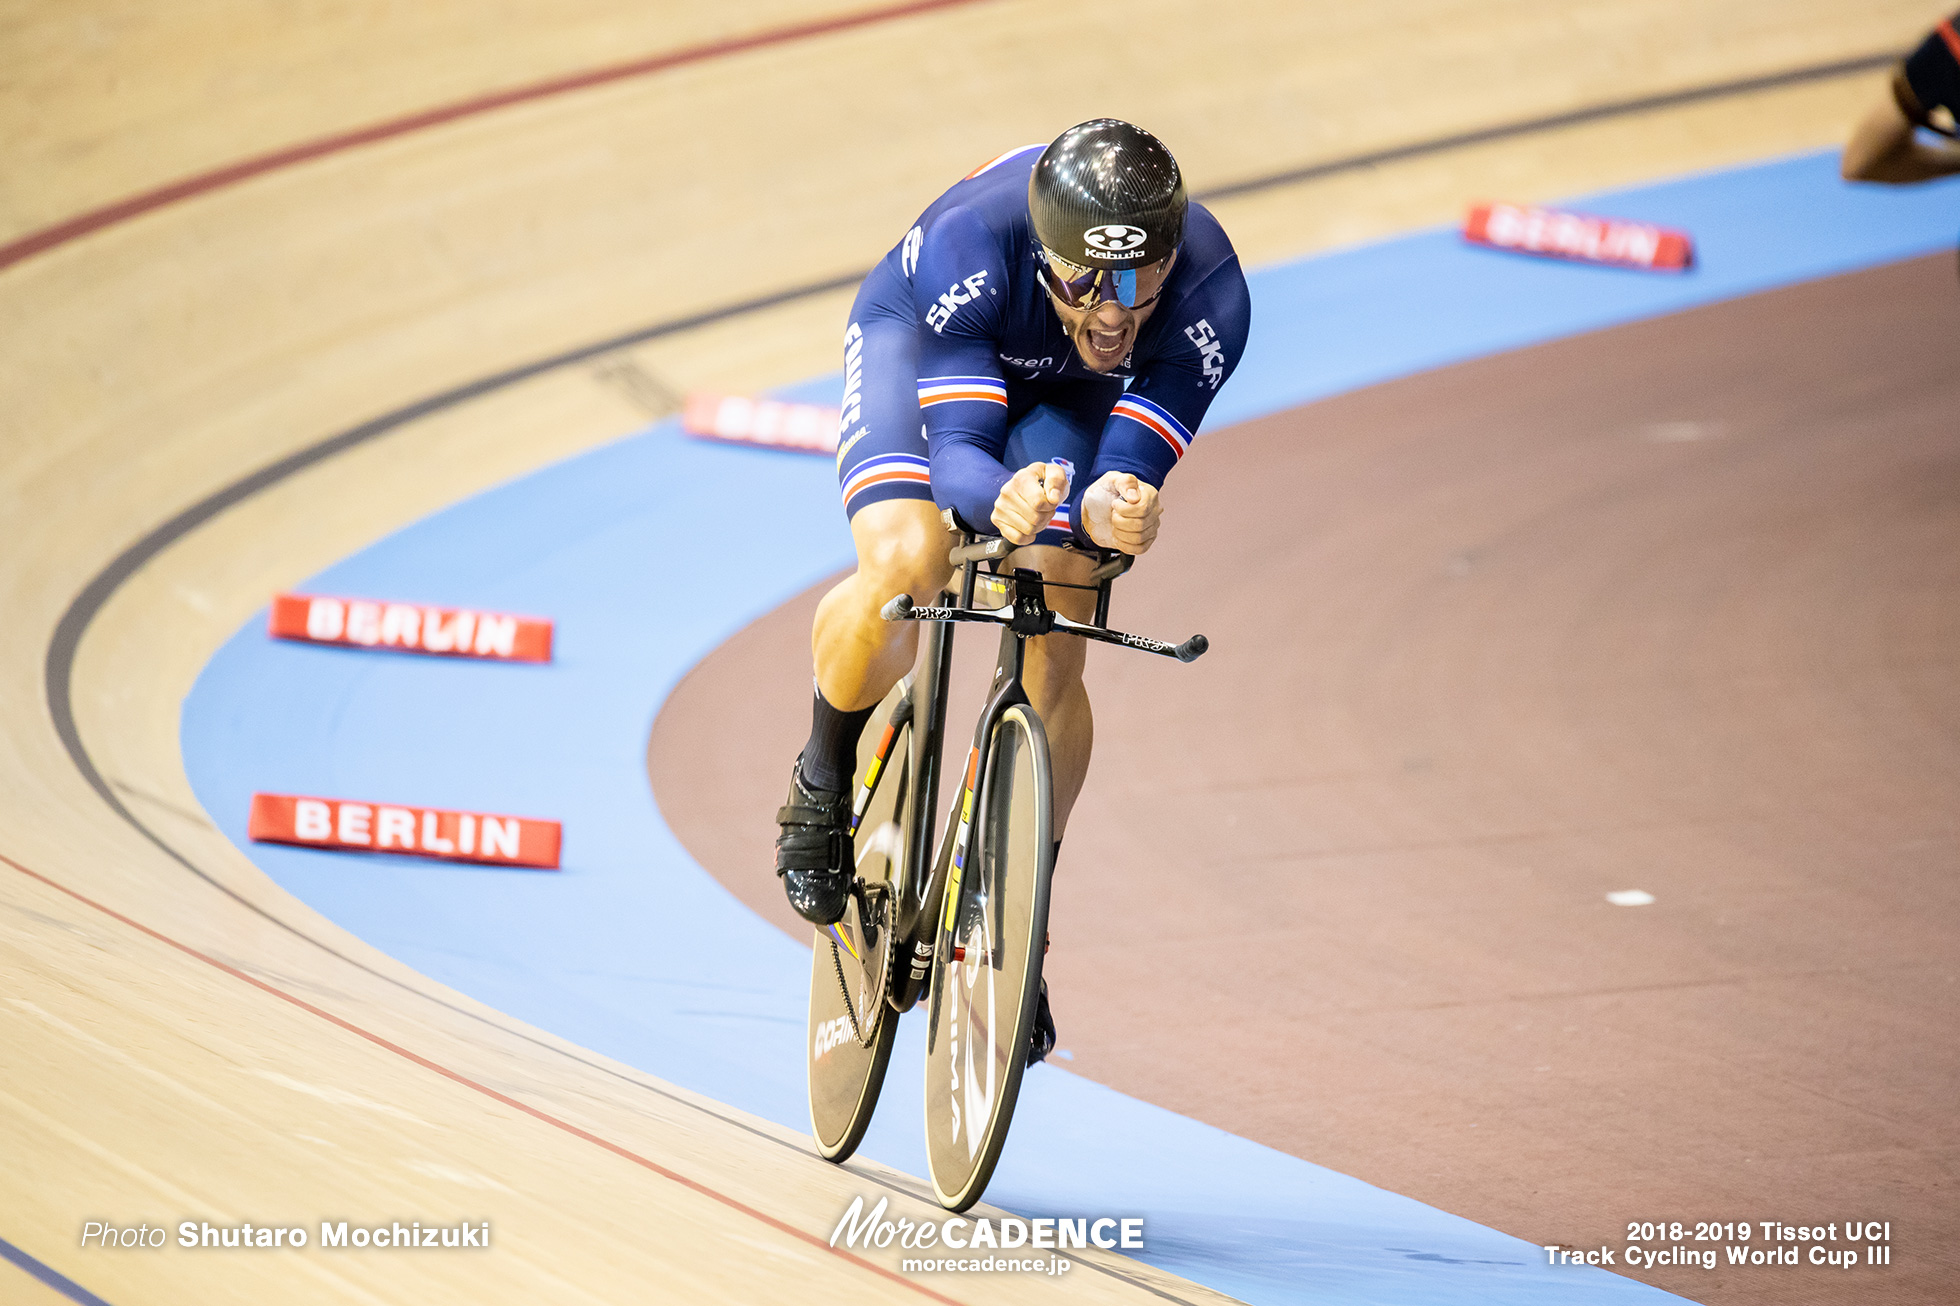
[923,703,1054,1212]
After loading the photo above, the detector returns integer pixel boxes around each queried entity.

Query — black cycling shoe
[776,758,853,926]
[1028,979,1056,1065]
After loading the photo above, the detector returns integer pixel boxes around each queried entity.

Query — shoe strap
[777,799,848,827]
[775,827,849,874]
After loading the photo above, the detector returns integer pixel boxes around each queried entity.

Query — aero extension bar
[880,537,1207,663]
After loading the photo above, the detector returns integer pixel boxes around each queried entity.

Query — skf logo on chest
[925,271,989,334]
[270,594,551,662]
[1185,319,1225,389]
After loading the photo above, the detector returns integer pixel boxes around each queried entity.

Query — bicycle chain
[829,933,880,1051]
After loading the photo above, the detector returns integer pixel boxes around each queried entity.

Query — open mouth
[1086,325,1127,358]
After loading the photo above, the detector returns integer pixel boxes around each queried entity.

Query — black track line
[1196,50,1897,203]
[33,49,1894,1303]
[40,273,874,1160]
[47,45,1904,809]
[34,266,1226,1304]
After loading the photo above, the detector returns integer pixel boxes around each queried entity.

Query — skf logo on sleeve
[901,226,924,278]
[1184,319,1226,389]
[925,271,989,334]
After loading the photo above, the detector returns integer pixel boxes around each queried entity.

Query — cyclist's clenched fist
[1083,471,1160,555]
[992,461,1072,545]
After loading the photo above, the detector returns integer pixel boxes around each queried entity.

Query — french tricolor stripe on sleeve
[918,377,1009,408]
[1111,394,1194,461]
[963,144,1045,180]
[841,452,932,510]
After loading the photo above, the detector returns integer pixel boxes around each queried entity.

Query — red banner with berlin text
[268,593,552,662]
[248,793,561,870]
[1464,202,1693,272]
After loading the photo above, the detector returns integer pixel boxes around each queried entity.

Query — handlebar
[880,593,1208,663]
[913,530,1203,661]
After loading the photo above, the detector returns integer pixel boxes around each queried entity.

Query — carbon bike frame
[883,537,1007,1011]
[879,534,1201,1012]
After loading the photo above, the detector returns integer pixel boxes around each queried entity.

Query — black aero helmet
[1029,119,1186,270]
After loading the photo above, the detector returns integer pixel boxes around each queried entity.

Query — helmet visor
[1039,249,1174,311]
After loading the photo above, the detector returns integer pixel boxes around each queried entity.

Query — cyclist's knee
[852,502,953,601]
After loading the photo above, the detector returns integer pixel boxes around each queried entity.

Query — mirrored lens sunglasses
[1039,250,1167,311]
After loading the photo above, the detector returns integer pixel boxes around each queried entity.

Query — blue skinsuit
[835,144,1252,547]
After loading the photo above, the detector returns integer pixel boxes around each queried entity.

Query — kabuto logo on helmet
[1084,224,1148,251]
[1030,119,1187,268]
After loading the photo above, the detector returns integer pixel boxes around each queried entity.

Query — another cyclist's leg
[778,283,946,925]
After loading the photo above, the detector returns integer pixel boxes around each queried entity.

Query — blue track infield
[182,151,1959,1305]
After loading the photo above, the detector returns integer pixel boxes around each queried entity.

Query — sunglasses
[1038,249,1174,311]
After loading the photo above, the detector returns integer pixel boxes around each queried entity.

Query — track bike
[806,527,1207,1212]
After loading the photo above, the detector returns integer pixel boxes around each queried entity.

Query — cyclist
[1842,12,1960,182]
[775,120,1251,1055]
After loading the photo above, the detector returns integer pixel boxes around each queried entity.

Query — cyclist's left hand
[1082,471,1160,555]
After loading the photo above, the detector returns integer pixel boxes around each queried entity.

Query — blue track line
[0,1237,114,1306]
[181,150,1960,1305]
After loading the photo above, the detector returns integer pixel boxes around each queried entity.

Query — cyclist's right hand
[991,461,1071,545]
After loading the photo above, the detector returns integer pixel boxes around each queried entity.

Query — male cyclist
[775,120,1251,1057]
[1842,11,1960,182]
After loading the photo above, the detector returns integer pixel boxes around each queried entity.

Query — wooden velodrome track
[0,2,1944,1303]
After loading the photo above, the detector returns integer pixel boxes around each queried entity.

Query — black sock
[801,685,876,794]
